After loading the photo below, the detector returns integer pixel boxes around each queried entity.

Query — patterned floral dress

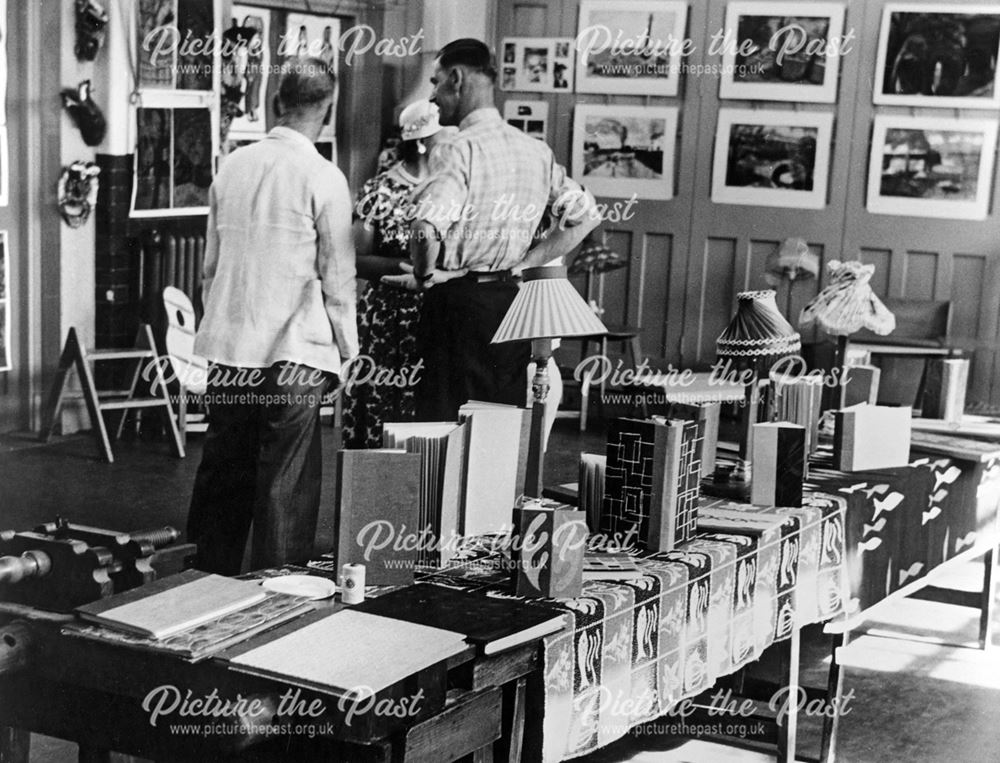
[342,164,423,448]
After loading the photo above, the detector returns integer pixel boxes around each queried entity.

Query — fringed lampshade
[492,267,607,497]
[493,267,607,343]
[799,260,896,336]
[569,232,627,276]
[711,290,801,494]
[717,290,802,377]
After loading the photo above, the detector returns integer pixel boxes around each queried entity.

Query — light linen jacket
[195,127,359,374]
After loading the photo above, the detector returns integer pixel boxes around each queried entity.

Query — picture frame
[867,115,998,220]
[719,2,846,103]
[0,230,9,372]
[131,100,216,217]
[572,103,677,200]
[873,4,1000,109]
[575,0,689,96]
[499,37,574,93]
[712,109,833,209]
[503,100,549,142]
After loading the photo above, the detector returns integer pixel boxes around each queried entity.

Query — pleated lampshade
[492,267,607,343]
[765,237,821,285]
[717,289,801,375]
[799,260,896,336]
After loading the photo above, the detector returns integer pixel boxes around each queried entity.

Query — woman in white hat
[342,100,460,448]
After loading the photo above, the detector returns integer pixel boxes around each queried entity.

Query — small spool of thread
[340,563,365,605]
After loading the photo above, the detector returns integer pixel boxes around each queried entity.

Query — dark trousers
[186,362,332,575]
[416,278,530,422]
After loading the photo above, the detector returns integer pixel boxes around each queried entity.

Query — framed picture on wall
[131,102,216,217]
[575,0,688,96]
[136,0,217,91]
[873,4,1000,108]
[572,104,677,200]
[0,230,9,372]
[712,109,833,209]
[718,2,846,103]
[225,5,271,138]
[499,38,574,92]
[503,100,549,141]
[867,115,998,220]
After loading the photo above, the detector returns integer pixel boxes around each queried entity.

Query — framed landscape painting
[873,4,1000,108]
[572,104,677,200]
[712,109,833,209]
[867,115,998,220]
[575,0,689,96]
[719,2,846,103]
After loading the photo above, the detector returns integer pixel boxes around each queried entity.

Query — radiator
[141,230,206,313]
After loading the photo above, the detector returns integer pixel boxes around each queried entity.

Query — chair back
[162,286,208,395]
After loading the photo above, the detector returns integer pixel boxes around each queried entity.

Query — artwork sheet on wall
[572,104,677,200]
[285,13,340,144]
[873,4,1000,109]
[712,109,833,209]
[503,100,549,142]
[575,0,688,96]
[131,103,215,217]
[867,115,998,221]
[226,5,271,138]
[136,0,215,91]
[499,38,574,93]
[719,2,846,103]
[0,230,9,372]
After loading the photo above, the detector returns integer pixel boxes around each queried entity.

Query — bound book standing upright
[383,421,467,566]
[833,404,912,471]
[578,452,607,532]
[74,569,267,639]
[602,417,700,552]
[750,422,805,508]
[458,401,530,536]
[334,449,421,585]
[354,583,567,655]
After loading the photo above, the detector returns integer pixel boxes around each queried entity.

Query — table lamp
[799,260,895,404]
[569,230,627,316]
[492,266,607,497]
[714,289,801,494]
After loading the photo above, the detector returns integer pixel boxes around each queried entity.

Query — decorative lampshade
[569,231,627,276]
[765,238,821,286]
[717,290,802,376]
[799,260,896,336]
[492,267,607,343]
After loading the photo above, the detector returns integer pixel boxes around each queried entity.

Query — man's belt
[462,270,517,284]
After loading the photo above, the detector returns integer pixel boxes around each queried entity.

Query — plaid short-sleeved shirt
[411,107,597,271]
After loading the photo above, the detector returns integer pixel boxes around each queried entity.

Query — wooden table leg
[776,627,800,763]
[819,631,849,763]
[0,727,30,763]
[979,548,996,650]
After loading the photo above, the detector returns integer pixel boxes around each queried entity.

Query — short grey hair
[277,57,337,113]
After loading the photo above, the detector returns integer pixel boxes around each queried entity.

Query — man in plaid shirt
[405,38,600,421]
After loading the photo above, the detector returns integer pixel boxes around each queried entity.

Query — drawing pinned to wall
[572,104,676,200]
[284,13,340,143]
[0,231,9,372]
[499,38,574,92]
[132,105,214,217]
[575,0,688,96]
[712,109,833,209]
[873,4,1000,109]
[137,0,214,90]
[719,2,846,103]
[503,100,549,142]
[867,115,998,220]
[225,5,270,138]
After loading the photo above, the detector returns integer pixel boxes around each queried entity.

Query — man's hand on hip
[381,262,468,292]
